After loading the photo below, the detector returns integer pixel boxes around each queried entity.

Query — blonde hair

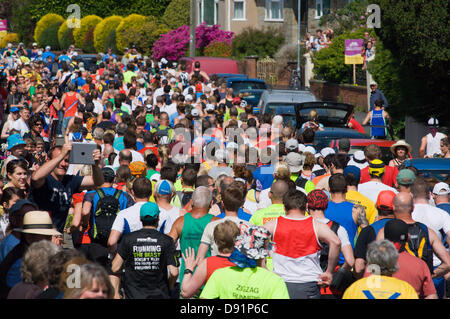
[302,152,316,170]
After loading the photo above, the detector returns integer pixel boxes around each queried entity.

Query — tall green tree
[372,0,450,126]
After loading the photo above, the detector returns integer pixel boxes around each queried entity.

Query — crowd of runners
[0,43,449,299]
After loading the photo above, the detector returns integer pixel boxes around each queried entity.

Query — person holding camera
[29,142,104,235]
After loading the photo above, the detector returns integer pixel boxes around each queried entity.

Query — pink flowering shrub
[153,22,234,61]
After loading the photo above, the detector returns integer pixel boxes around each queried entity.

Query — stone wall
[309,79,368,111]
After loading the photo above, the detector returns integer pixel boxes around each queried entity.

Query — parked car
[259,89,317,127]
[179,57,239,75]
[76,54,98,73]
[402,158,450,182]
[239,89,265,114]
[294,101,370,151]
[226,77,267,94]
[213,73,247,83]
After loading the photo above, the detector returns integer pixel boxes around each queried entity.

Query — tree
[373,0,450,125]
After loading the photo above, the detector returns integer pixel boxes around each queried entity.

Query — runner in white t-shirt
[358,159,398,204]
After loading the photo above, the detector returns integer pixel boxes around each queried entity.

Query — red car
[178,57,239,76]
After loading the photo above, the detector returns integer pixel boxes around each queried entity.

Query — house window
[315,0,330,19]
[265,0,284,21]
[199,0,217,25]
[233,0,246,20]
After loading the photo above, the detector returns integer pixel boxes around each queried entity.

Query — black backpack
[89,189,122,247]
[177,190,193,209]
[405,222,434,274]
[295,176,308,190]
[319,220,340,272]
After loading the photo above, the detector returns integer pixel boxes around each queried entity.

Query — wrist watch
[184,269,193,275]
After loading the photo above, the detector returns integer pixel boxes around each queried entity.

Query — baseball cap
[376,190,396,211]
[129,161,147,177]
[348,150,368,169]
[185,94,193,101]
[7,134,26,151]
[206,104,215,112]
[307,189,329,211]
[232,97,241,105]
[396,169,416,186]
[319,147,335,158]
[384,219,409,244]
[140,202,160,222]
[285,152,303,173]
[304,146,316,155]
[156,179,174,195]
[191,108,200,117]
[285,139,299,152]
[10,107,20,113]
[433,182,449,196]
[368,159,385,177]
[428,117,439,127]
[343,165,361,182]
[272,115,283,127]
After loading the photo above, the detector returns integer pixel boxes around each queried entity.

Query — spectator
[369,82,388,111]
[432,182,450,214]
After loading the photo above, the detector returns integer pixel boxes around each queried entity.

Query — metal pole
[190,0,197,57]
[297,0,301,82]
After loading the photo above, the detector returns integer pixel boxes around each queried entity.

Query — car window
[298,107,348,125]
[230,81,266,92]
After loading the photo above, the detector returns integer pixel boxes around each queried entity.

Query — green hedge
[161,0,190,30]
[73,15,102,52]
[94,15,123,53]
[312,28,374,84]
[118,16,169,56]
[38,22,62,50]
[115,14,147,53]
[231,27,284,60]
[34,13,64,44]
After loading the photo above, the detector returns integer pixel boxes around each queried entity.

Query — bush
[153,23,233,61]
[115,14,147,53]
[161,0,190,30]
[312,28,374,84]
[231,27,284,59]
[73,15,102,52]
[58,20,75,50]
[119,16,169,56]
[204,41,232,57]
[93,15,123,53]
[34,13,64,44]
[319,0,370,35]
[38,21,62,50]
[0,33,20,48]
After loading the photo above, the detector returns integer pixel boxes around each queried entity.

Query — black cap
[384,219,409,243]
[9,200,38,217]
[339,138,350,151]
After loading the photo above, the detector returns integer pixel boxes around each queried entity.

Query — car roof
[227,77,266,83]
[403,158,450,171]
[262,89,317,103]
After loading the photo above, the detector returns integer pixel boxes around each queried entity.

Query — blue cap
[7,134,26,150]
[140,202,160,221]
[156,179,173,195]
[10,107,20,113]
[343,165,361,182]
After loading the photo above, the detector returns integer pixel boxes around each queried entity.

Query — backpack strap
[113,189,122,201]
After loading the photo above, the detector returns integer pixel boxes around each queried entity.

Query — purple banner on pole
[0,20,7,32]
[345,39,364,64]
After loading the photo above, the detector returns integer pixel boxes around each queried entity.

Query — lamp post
[190,0,197,57]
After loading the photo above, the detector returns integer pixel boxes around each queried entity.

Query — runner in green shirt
[249,180,289,226]
[200,225,289,299]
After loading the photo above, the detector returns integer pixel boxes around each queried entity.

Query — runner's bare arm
[419,136,427,158]
[168,215,184,243]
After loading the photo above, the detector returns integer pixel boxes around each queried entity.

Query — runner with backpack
[306,189,355,298]
[378,193,450,283]
[80,167,134,268]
